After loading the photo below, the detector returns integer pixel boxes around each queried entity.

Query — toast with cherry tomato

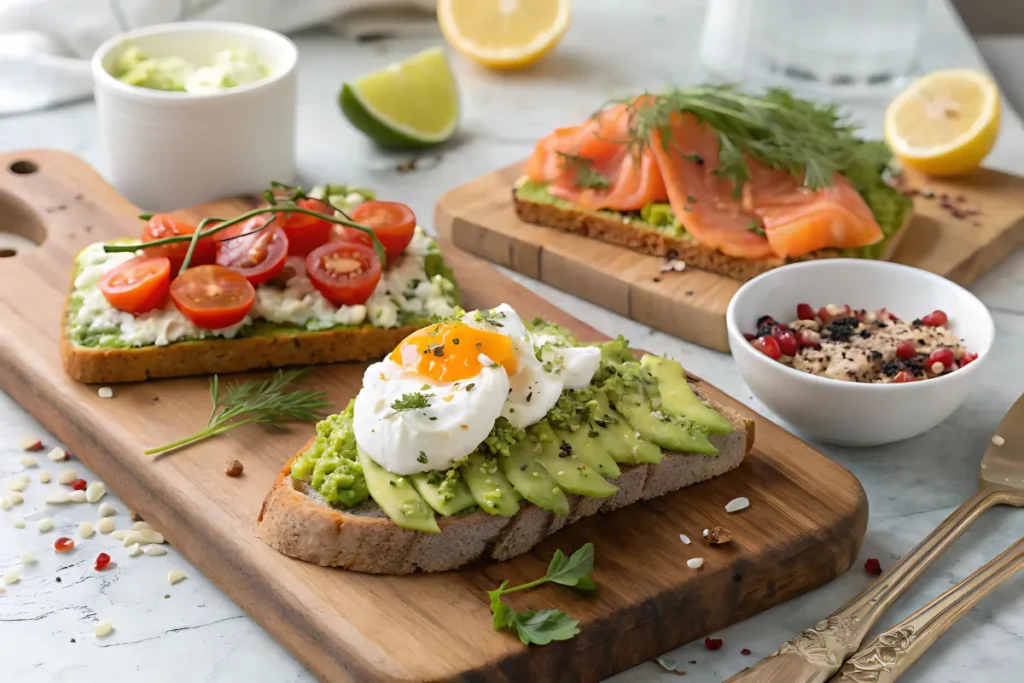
[61,185,461,384]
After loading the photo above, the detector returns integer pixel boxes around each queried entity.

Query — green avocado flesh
[515,178,911,260]
[290,320,735,532]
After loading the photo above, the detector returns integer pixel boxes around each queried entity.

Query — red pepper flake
[864,558,882,575]
[741,648,752,656]
[70,479,87,491]
[704,637,723,651]
[94,552,112,571]
[54,537,75,553]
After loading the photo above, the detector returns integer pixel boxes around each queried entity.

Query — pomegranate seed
[921,310,948,326]
[743,332,755,341]
[70,479,87,491]
[927,347,955,369]
[892,370,916,383]
[960,351,978,367]
[773,330,799,356]
[817,306,833,325]
[704,637,724,651]
[864,558,882,575]
[751,336,782,360]
[741,648,752,656]
[94,553,111,571]
[896,341,916,359]
[798,329,821,349]
[54,537,75,553]
[796,303,815,320]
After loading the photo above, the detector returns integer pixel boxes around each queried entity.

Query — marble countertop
[3,1,1024,681]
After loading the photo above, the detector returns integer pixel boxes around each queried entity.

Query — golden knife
[724,392,1024,683]
[829,536,1024,682]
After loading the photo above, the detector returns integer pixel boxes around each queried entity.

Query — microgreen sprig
[487,542,596,646]
[144,369,331,456]
[109,183,387,276]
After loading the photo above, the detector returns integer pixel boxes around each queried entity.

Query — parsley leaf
[486,543,596,646]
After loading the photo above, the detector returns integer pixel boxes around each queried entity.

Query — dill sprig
[145,369,332,455]
[610,84,893,193]
[556,152,610,190]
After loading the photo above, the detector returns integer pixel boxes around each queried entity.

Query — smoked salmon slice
[523,102,885,261]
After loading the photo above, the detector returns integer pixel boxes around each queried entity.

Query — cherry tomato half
[141,214,216,273]
[170,265,255,329]
[350,201,416,265]
[98,256,171,315]
[275,198,334,257]
[305,241,382,307]
[215,216,290,286]
[333,225,374,250]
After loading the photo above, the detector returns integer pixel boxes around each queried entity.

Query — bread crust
[256,402,754,574]
[60,322,418,384]
[512,189,842,282]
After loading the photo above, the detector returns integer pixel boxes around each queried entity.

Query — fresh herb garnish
[610,84,892,195]
[416,451,428,464]
[144,370,330,455]
[746,220,766,238]
[487,543,596,645]
[556,152,610,190]
[387,392,431,417]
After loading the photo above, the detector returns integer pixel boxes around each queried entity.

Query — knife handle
[724,486,1017,683]
[829,536,1024,683]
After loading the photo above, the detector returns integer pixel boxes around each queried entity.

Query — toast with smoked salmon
[515,86,913,282]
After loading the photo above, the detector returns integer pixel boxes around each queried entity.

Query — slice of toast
[512,185,833,283]
[256,400,754,574]
[60,321,419,384]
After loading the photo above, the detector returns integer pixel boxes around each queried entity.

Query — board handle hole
[8,160,38,175]
[0,189,46,257]
[0,248,15,258]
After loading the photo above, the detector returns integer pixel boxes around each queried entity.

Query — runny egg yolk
[389,323,518,382]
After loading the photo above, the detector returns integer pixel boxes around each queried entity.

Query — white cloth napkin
[0,0,438,116]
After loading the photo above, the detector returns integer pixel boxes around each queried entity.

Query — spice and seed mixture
[747,304,977,383]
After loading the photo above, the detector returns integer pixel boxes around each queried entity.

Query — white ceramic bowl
[726,259,994,446]
[92,22,298,212]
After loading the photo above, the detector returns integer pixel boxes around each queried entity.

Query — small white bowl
[726,259,994,447]
[92,22,298,212]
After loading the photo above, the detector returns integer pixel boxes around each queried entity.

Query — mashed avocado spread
[112,46,270,93]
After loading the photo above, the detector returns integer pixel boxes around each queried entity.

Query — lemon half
[438,0,571,70]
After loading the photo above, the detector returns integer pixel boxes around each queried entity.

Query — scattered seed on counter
[70,479,87,491]
[864,558,882,575]
[687,557,704,569]
[131,521,153,531]
[110,529,128,541]
[0,496,10,511]
[4,569,22,584]
[992,435,1005,447]
[36,517,53,533]
[78,522,95,539]
[85,482,106,504]
[126,543,142,557]
[679,534,691,545]
[13,518,26,529]
[94,553,111,571]
[96,518,116,534]
[19,551,35,564]
[97,502,117,518]
[167,569,188,585]
[57,469,77,485]
[44,491,73,504]
[97,387,114,399]
[53,537,75,553]
[725,497,750,513]
[144,546,168,557]
[46,447,67,462]
[225,460,244,477]
[70,490,87,503]
[6,476,28,493]
[124,529,165,546]
[704,637,724,651]
[38,471,51,484]
[9,492,23,506]
[94,620,113,637]
[17,436,43,451]
[19,456,38,468]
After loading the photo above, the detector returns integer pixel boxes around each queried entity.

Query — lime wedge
[340,47,460,149]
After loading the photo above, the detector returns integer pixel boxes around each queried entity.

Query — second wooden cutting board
[435,163,1024,352]
[0,150,867,682]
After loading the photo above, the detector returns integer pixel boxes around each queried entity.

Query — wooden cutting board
[435,163,1024,352]
[0,150,868,683]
